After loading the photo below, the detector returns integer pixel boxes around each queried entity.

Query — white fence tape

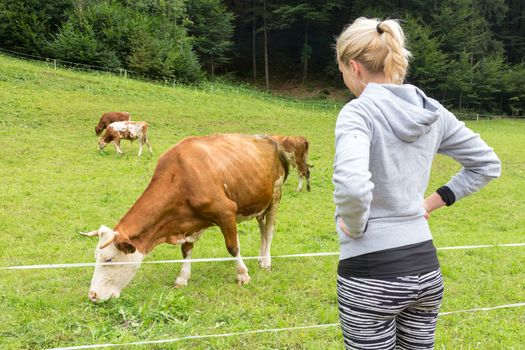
[2,242,525,271]
[437,242,525,250]
[0,252,339,270]
[49,324,340,350]
[1,242,522,349]
[439,302,525,316]
[48,302,525,350]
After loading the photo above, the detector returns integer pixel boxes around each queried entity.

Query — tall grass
[0,54,524,349]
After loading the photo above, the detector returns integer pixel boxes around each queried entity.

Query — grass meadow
[0,54,524,349]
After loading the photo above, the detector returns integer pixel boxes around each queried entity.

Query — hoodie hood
[361,83,440,142]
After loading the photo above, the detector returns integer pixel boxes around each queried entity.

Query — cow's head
[97,137,108,150]
[95,125,103,136]
[81,226,144,302]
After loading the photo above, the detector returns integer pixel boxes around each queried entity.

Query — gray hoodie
[333,83,501,260]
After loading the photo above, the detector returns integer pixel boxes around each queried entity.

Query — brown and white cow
[271,135,311,192]
[95,111,131,136]
[98,121,152,157]
[82,134,289,302]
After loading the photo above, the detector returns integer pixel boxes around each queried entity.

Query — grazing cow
[271,135,311,192]
[81,134,289,302]
[98,121,152,157]
[95,111,131,136]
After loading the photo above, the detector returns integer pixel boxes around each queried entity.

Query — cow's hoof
[174,277,188,288]
[258,259,272,270]
[237,273,251,286]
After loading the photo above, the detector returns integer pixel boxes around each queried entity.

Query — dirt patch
[251,78,353,103]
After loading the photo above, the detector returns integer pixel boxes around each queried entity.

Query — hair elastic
[376,22,384,34]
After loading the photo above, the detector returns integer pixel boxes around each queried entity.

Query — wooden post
[53,59,57,70]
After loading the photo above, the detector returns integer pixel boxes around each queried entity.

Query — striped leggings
[337,269,444,350]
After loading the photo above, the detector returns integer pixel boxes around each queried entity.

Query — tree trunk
[211,54,215,76]
[263,0,269,91]
[77,0,85,22]
[252,0,257,82]
[301,22,309,86]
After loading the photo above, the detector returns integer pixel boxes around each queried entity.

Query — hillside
[0,55,524,349]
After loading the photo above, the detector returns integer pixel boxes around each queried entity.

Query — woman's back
[334,82,500,259]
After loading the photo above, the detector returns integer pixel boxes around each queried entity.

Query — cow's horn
[99,234,116,249]
[80,230,99,237]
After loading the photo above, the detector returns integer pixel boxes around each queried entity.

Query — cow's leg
[233,234,250,285]
[296,175,304,192]
[258,204,277,270]
[174,242,193,288]
[298,162,311,192]
[138,140,143,157]
[217,204,250,285]
[256,216,267,266]
[114,137,124,155]
[174,230,204,287]
[305,167,311,192]
[145,137,153,154]
[258,186,282,270]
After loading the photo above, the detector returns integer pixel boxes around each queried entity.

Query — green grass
[0,54,524,349]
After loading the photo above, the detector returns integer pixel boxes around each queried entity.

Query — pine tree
[186,0,235,76]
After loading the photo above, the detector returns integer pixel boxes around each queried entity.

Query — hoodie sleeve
[437,110,501,201]
[333,103,374,238]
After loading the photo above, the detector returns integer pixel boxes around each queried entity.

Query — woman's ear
[349,59,360,77]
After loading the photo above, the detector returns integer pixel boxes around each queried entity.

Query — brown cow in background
[271,135,311,192]
[95,111,131,135]
[82,134,289,302]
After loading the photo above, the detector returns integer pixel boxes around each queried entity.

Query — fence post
[53,59,57,70]
[124,69,127,79]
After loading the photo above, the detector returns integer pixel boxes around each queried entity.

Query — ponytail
[336,18,411,84]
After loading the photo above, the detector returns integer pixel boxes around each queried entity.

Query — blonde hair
[336,17,411,84]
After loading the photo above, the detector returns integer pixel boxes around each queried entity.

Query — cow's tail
[303,139,311,191]
[304,140,313,174]
[259,134,289,182]
[304,139,310,168]
[303,139,315,168]
[277,143,290,182]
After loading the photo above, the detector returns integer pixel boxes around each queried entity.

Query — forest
[1,0,524,115]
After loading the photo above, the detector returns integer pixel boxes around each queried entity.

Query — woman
[333,18,501,349]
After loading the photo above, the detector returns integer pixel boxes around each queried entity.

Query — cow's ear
[115,239,136,254]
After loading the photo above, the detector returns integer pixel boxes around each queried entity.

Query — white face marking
[88,226,144,302]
